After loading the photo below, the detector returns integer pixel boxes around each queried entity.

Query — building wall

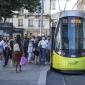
[8,15,50,29]
[7,0,51,36]
[44,0,50,15]
[51,0,57,15]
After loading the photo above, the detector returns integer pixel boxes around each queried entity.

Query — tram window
[62,26,68,38]
[62,17,68,23]
[61,19,68,50]
[62,38,69,49]
[55,21,61,51]
[55,29,61,50]
[55,17,85,57]
[75,19,83,51]
[83,21,85,50]
[61,17,85,57]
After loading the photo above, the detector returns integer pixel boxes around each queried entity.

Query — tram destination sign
[62,18,82,24]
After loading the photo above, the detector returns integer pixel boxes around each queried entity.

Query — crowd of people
[0,34,51,73]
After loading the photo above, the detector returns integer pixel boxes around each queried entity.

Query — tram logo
[68,61,79,64]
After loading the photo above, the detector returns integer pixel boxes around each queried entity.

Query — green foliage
[0,0,40,22]
[22,0,40,12]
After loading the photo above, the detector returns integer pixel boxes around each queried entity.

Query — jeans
[39,48,46,65]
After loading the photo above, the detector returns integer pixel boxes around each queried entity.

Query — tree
[0,0,40,22]
[22,0,40,12]
[0,0,22,22]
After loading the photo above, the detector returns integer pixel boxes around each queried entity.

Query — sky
[56,0,78,12]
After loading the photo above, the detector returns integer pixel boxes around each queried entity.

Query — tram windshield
[55,17,85,57]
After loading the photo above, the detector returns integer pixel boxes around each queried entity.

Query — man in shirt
[38,36,47,65]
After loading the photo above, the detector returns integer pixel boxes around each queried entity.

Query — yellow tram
[51,10,85,72]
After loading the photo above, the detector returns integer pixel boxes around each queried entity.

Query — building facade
[7,0,51,36]
[76,0,85,11]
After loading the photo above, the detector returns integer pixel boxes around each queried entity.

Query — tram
[51,10,85,72]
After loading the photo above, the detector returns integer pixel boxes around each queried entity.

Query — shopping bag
[20,56,27,65]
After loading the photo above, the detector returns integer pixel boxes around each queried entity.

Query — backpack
[13,43,20,51]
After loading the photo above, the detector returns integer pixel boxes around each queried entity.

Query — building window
[51,0,56,10]
[28,19,33,27]
[38,19,44,27]
[18,19,23,27]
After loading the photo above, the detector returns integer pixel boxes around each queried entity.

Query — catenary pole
[40,0,44,36]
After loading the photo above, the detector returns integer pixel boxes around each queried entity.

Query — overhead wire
[57,0,69,19]
[76,0,83,8]
[64,0,69,11]
[57,0,70,12]
[72,0,80,10]
[58,0,61,12]
[55,0,77,26]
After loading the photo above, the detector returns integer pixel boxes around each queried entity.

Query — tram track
[81,74,85,79]
[62,75,67,85]
[62,74,85,85]
[46,70,85,85]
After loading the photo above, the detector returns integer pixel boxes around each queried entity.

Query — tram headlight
[71,55,76,58]
[57,51,62,55]
[57,50,65,56]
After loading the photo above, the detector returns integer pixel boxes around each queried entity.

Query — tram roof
[52,10,85,20]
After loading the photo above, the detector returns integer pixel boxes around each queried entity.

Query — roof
[52,10,85,20]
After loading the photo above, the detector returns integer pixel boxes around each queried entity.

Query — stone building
[7,0,51,36]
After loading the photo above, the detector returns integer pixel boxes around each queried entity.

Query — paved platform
[0,64,50,85]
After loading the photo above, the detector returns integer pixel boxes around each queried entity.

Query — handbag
[20,55,27,65]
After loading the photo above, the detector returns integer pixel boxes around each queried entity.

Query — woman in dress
[13,35,23,73]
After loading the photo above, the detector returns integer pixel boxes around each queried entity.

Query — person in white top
[27,39,33,63]
[38,37,47,48]
[38,36,47,65]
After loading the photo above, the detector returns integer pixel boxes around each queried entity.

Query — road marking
[37,66,50,85]
[62,76,67,85]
